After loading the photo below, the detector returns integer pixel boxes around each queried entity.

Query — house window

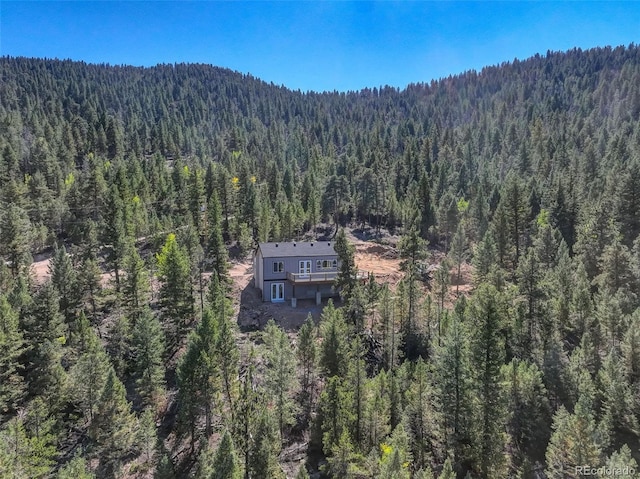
[273,261,284,273]
[317,259,337,270]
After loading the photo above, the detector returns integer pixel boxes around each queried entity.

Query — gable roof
[258,241,337,258]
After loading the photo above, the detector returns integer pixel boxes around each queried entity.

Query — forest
[1,44,640,478]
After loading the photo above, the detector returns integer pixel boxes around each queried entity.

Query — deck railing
[286,271,368,283]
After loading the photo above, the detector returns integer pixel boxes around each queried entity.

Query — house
[253,241,341,306]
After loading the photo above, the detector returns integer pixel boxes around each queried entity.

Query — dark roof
[258,241,337,258]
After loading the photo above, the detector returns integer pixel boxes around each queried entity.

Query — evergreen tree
[450,223,468,295]
[501,359,551,468]
[211,275,238,415]
[263,320,298,437]
[156,233,193,345]
[405,358,438,472]
[467,284,507,478]
[21,282,67,405]
[545,396,602,479]
[177,308,219,445]
[295,464,310,479]
[131,307,166,408]
[49,244,81,326]
[91,368,138,478]
[136,408,157,468]
[0,294,25,419]
[122,241,150,323]
[211,430,242,479]
[319,300,351,378]
[0,204,32,277]
[334,228,357,302]
[318,376,354,455]
[207,191,229,283]
[236,348,257,479]
[249,409,283,479]
[69,326,111,422]
[103,184,128,292]
[0,414,56,478]
[399,222,428,357]
[605,444,638,476]
[324,430,357,479]
[56,455,95,479]
[297,314,317,419]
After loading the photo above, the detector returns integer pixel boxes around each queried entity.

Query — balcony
[286,271,368,283]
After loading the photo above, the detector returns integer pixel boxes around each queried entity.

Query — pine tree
[69,326,111,422]
[211,430,242,479]
[438,458,455,479]
[156,233,193,345]
[0,204,33,277]
[249,409,283,479]
[297,314,317,419]
[362,370,390,453]
[295,464,310,479]
[56,454,95,479]
[177,308,219,445]
[378,424,412,479]
[399,222,428,357]
[0,414,56,478]
[103,184,128,292]
[136,408,157,468]
[325,430,356,479]
[450,223,468,295]
[605,444,638,475]
[0,294,25,419]
[433,306,472,472]
[498,174,530,267]
[378,284,400,371]
[468,284,507,478]
[597,350,638,442]
[263,320,298,438]
[334,228,357,302]
[433,259,451,344]
[347,340,368,451]
[405,358,438,472]
[207,191,229,283]
[21,282,67,404]
[236,348,257,479]
[319,376,354,455]
[319,300,351,378]
[545,396,601,479]
[131,307,166,408]
[122,241,150,323]
[501,359,551,468]
[106,313,131,379]
[49,243,81,326]
[211,275,238,415]
[91,368,137,477]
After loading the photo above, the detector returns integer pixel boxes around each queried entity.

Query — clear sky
[2,1,640,93]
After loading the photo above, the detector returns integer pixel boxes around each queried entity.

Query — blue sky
[2,1,640,93]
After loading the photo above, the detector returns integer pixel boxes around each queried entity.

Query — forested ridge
[1,44,640,478]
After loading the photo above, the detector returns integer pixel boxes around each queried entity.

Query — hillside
[1,45,640,478]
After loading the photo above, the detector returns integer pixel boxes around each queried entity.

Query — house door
[271,283,285,302]
[299,260,311,277]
